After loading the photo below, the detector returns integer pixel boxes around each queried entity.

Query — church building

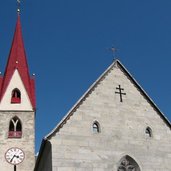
[34,59,171,171]
[1,5,171,171]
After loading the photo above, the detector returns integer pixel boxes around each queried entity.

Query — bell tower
[0,9,36,171]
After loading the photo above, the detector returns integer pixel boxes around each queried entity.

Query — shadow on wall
[34,140,52,171]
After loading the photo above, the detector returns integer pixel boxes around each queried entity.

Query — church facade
[34,60,171,171]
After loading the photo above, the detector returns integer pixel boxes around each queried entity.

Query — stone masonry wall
[0,111,35,171]
[36,63,171,171]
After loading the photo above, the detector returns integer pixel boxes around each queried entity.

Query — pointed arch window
[8,116,22,138]
[11,88,21,103]
[92,121,100,133]
[118,155,140,171]
[145,126,152,138]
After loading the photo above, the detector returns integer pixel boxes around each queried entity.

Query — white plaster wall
[0,69,33,111]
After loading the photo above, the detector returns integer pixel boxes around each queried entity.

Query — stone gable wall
[36,65,171,171]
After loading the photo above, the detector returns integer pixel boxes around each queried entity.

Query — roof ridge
[45,60,120,139]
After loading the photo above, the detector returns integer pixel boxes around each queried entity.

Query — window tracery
[118,155,140,171]
[8,116,22,138]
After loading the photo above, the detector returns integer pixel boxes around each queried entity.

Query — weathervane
[17,0,21,14]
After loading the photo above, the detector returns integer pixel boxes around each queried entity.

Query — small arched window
[8,116,22,138]
[92,121,100,133]
[11,88,21,103]
[145,127,152,138]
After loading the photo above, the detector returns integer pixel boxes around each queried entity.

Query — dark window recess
[11,88,21,103]
[93,121,100,133]
[8,116,22,138]
[145,127,152,138]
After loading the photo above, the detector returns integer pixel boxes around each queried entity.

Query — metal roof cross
[108,46,118,59]
[17,0,21,13]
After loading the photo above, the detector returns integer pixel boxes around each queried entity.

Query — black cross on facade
[115,85,126,102]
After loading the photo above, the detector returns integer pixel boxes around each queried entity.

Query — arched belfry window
[118,155,140,171]
[11,88,21,103]
[145,126,152,138]
[8,116,22,138]
[92,121,100,133]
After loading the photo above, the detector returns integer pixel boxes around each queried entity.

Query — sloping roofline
[45,59,171,140]
[35,59,171,170]
[0,14,36,110]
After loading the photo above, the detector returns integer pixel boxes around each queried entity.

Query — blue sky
[0,0,171,152]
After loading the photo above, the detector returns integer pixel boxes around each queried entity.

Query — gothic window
[118,155,140,171]
[11,88,21,103]
[145,127,152,138]
[8,116,22,138]
[92,121,100,133]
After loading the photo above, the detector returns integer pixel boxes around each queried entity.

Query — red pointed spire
[0,14,36,109]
